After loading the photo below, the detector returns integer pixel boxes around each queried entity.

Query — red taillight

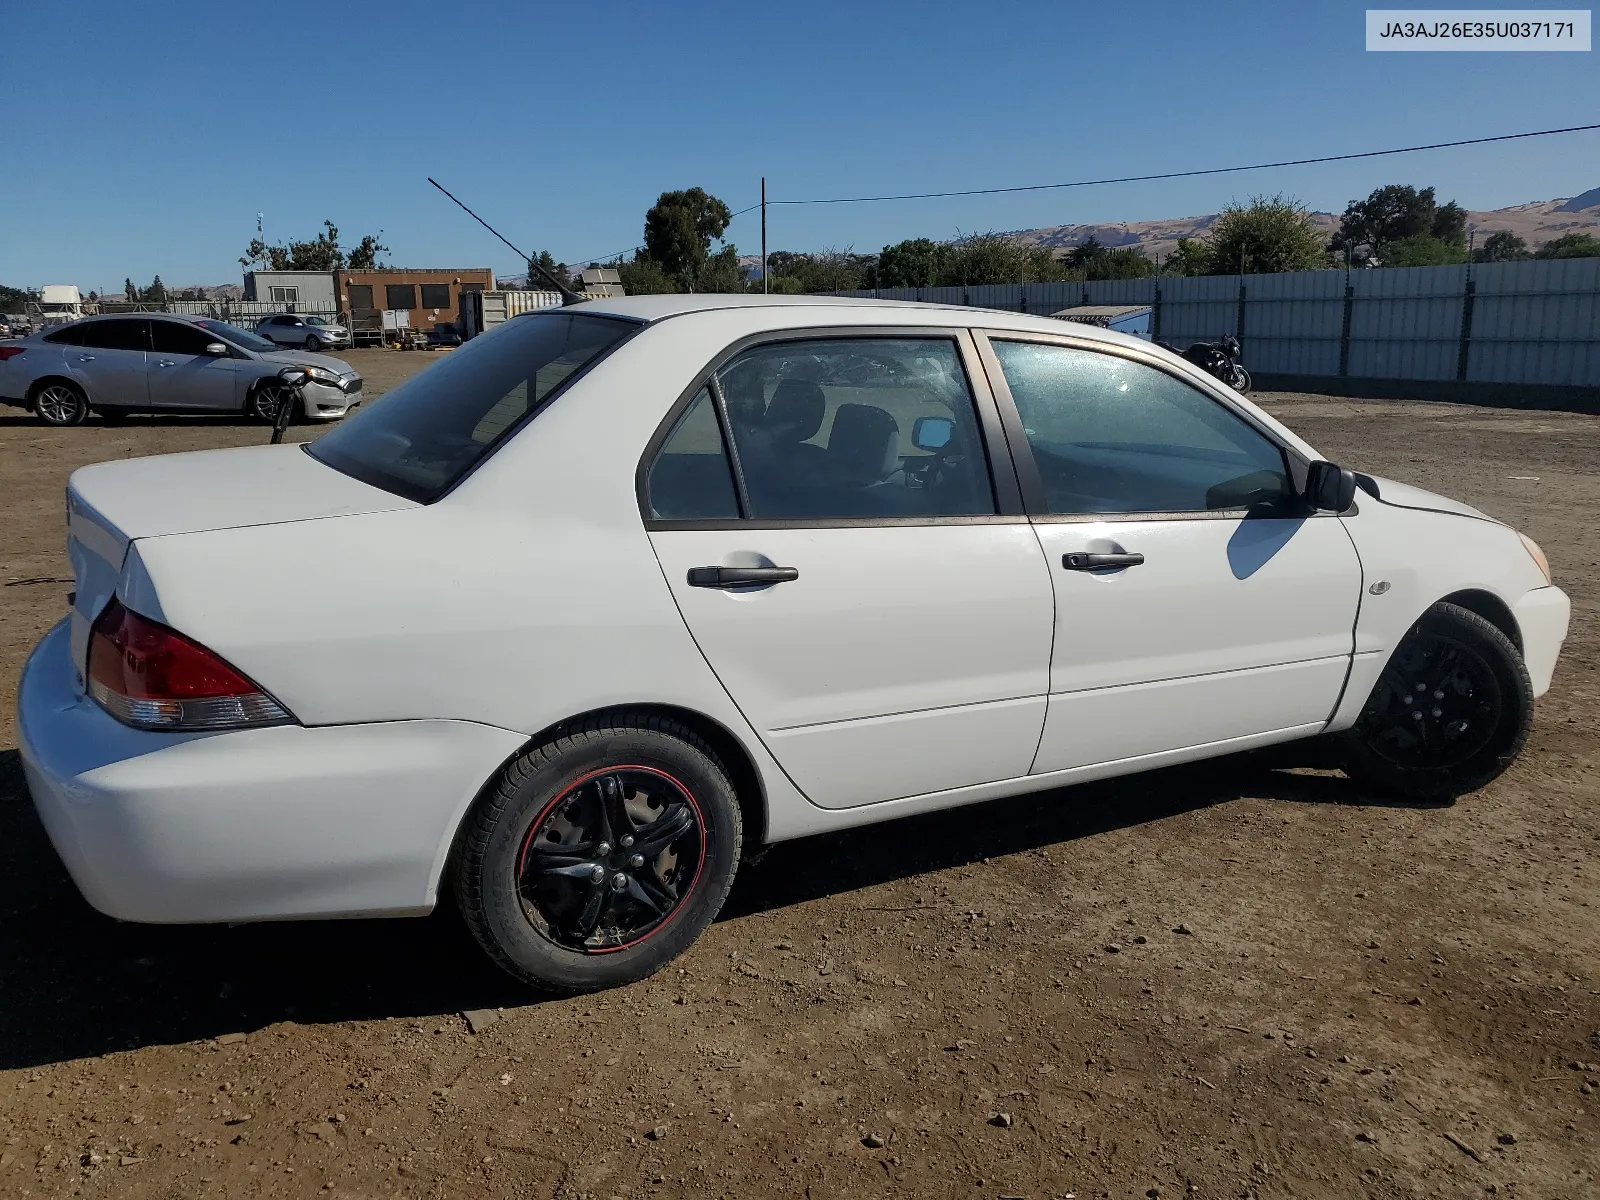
[0,347,24,361]
[87,598,291,730]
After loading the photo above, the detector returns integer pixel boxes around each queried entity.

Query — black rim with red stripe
[515,767,706,953]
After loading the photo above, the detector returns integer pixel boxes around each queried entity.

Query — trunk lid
[65,443,415,674]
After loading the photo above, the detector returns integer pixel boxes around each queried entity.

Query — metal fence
[830,258,1600,390]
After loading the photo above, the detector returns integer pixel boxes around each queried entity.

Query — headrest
[765,380,826,442]
[825,404,900,484]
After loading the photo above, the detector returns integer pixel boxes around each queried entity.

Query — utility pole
[761,177,768,295]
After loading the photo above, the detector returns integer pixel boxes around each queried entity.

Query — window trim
[970,329,1316,523]
[636,326,1026,531]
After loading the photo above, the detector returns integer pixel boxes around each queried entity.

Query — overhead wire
[530,122,1600,273]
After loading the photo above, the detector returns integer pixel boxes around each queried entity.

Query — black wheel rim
[1359,630,1502,770]
[516,767,705,953]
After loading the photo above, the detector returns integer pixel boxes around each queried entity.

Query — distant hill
[1006,190,1600,261]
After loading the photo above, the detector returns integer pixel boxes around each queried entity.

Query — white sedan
[19,295,1569,992]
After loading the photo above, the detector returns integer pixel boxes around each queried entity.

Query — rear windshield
[307,312,634,502]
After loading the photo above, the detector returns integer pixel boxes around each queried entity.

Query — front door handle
[1063,552,1145,571]
[687,566,799,589]
[154,359,176,367]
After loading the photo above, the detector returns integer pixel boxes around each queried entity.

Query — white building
[242,270,338,311]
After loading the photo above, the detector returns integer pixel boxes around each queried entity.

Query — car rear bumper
[1514,585,1570,697]
[18,620,523,923]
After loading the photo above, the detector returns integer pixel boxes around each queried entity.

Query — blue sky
[2,0,1596,289]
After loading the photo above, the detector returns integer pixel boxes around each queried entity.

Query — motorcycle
[1163,335,1251,394]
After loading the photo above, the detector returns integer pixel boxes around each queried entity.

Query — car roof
[565,292,1137,347]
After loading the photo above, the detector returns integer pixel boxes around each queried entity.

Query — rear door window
[308,312,633,502]
[78,320,149,352]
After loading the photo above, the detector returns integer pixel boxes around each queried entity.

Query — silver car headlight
[302,365,341,385]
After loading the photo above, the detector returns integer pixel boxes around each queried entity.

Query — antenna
[427,178,585,306]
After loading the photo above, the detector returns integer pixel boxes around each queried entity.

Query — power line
[769,122,1600,206]
[526,121,1600,274]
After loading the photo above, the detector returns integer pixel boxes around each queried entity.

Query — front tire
[455,712,742,993]
[304,335,322,351]
[247,381,296,424]
[1339,602,1532,801]
[1231,366,1252,394]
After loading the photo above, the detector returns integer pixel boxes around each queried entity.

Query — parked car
[256,312,350,351]
[18,295,1569,994]
[0,313,362,425]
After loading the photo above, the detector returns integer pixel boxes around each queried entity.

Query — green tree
[525,250,567,289]
[643,188,733,291]
[1162,237,1215,276]
[1380,234,1467,267]
[1064,237,1155,280]
[1331,185,1467,265]
[123,277,137,302]
[1204,195,1328,275]
[0,283,28,311]
[239,220,385,271]
[877,238,951,288]
[347,233,390,271]
[615,253,677,295]
[143,276,168,305]
[1473,230,1530,263]
[697,244,750,293]
[1535,233,1600,260]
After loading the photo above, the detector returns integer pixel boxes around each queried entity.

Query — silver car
[256,312,350,350]
[0,314,362,427]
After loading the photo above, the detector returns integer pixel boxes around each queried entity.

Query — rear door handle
[687,566,799,588]
[155,360,176,367]
[76,354,96,362]
[1062,552,1145,571]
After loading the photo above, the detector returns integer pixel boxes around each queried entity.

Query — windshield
[199,319,276,353]
[308,312,634,502]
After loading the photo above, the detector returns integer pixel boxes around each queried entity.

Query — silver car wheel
[249,383,296,424]
[35,383,86,426]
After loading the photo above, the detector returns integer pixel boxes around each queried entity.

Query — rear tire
[455,711,742,993]
[1339,601,1532,802]
[32,380,88,427]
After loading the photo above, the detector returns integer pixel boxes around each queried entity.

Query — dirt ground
[0,353,1595,1200]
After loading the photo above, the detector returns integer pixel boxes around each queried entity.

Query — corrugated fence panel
[1240,270,1344,376]
[1468,258,1600,386]
[1347,265,1465,381]
[828,259,1600,390]
[1157,275,1242,351]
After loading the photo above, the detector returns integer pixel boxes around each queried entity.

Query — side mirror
[204,342,229,356]
[912,415,954,452]
[276,366,310,387]
[1304,460,1357,512]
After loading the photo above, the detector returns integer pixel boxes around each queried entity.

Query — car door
[70,318,150,409]
[147,319,241,410]
[645,331,1056,810]
[976,333,1363,775]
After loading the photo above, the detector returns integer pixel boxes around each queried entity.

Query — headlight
[1518,532,1552,584]
[303,365,341,384]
